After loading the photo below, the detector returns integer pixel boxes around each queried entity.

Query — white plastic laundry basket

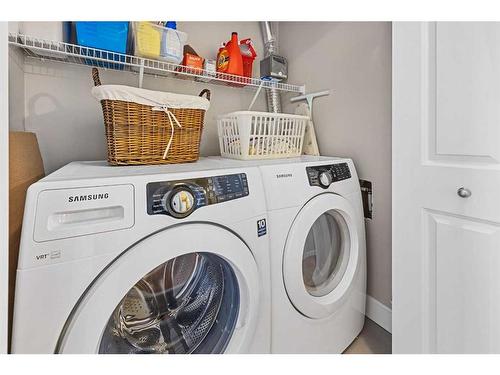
[217,111,309,160]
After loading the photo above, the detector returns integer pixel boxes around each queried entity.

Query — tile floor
[343,318,392,354]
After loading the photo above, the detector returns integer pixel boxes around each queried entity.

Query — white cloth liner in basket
[92,85,210,159]
[92,85,210,110]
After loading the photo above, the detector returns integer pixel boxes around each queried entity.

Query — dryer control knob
[319,171,333,187]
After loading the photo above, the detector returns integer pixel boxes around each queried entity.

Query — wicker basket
[92,68,211,165]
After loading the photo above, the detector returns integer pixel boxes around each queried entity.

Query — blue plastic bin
[75,22,129,69]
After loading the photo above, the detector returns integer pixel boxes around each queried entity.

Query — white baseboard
[366,295,392,334]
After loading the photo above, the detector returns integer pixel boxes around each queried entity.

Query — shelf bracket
[138,59,145,88]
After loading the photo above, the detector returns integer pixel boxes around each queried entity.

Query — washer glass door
[56,224,259,354]
[283,193,360,319]
[99,252,239,354]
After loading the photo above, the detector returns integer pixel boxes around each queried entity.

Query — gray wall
[10,22,266,173]
[9,21,392,309]
[279,22,392,308]
[8,45,24,132]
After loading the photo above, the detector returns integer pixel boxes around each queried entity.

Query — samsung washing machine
[11,159,271,354]
[210,156,367,353]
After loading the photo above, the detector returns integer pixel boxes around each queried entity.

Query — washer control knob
[318,171,333,187]
[170,190,194,214]
[162,186,195,218]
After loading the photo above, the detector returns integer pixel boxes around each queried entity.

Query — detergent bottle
[216,42,229,73]
[226,32,244,76]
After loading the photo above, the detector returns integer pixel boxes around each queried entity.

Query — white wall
[10,22,266,173]
[280,22,392,308]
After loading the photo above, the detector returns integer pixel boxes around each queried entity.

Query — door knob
[457,187,472,198]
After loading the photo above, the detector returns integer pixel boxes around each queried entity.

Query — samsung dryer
[259,156,367,353]
[209,155,367,353]
[12,159,271,354]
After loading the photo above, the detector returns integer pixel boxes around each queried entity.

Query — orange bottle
[226,32,243,76]
[217,43,229,73]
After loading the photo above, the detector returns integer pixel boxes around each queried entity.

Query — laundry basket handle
[92,68,101,87]
[199,89,211,101]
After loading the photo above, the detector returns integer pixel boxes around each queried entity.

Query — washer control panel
[147,173,249,218]
[306,163,351,188]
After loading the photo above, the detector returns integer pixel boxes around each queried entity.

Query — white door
[283,193,361,319]
[56,224,259,354]
[393,22,500,353]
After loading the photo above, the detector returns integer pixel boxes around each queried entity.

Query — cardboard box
[8,132,44,350]
[182,52,204,70]
[176,45,204,77]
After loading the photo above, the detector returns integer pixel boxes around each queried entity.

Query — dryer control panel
[147,173,249,218]
[306,163,351,188]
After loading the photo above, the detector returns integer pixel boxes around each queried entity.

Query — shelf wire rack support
[8,33,306,94]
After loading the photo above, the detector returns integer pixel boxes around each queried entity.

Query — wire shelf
[8,33,305,94]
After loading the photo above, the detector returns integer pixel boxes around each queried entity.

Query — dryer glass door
[283,193,361,319]
[302,210,350,298]
[56,224,259,354]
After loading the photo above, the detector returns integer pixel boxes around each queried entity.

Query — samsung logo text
[276,173,293,179]
[68,193,109,203]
